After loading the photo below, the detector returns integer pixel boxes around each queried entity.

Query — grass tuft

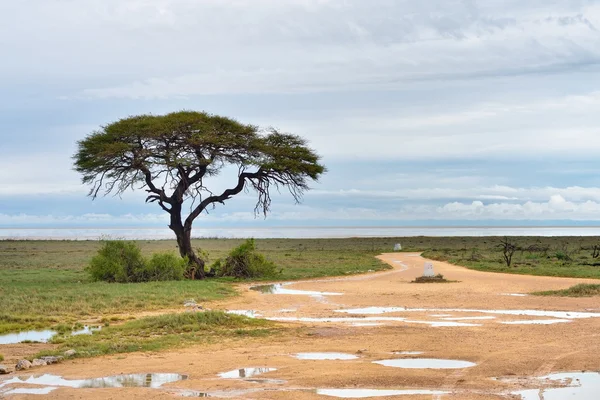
[532,283,600,297]
[37,311,274,359]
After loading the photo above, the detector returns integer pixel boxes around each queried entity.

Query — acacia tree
[74,111,325,279]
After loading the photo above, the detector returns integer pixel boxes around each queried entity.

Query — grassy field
[0,238,392,334]
[4,235,600,335]
[37,311,274,359]
[420,236,600,280]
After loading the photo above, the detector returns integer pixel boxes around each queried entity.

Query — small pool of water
[513,372,600,400]
[336,307,600,320]
[0,330,56,345]
[268,316,407,323]
[393,351,424,355]
[404,320,481,327]
[316,388,449,398]
[294,352,358,360]
[500,319,572,325]
[0,326,102,345]
[250,284,342,297]
[3,387,58,395]
[0,373,186,390]
[226,310,261,318]
[373,358,476,369]
[218,368,276,379]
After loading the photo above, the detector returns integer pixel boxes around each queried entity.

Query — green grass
[533,283,600,297]
[421,236,600,280]
[7,235,600,336]
[36,311,274,359]
[0,238,391,333]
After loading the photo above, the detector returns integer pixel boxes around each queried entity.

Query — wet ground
[2,252,600,399]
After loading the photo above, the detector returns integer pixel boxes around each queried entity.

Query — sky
[2,0,600,228]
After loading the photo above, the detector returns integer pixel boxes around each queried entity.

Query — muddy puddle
[0,326,102,345]
[316,388,449,397]
[500,319,571,325]
[512,372,600,399]
[251,283,342,297]
[336,307,600,320]
[218,368,276,379]
[294,352,358,360]
[269,316,479,327]
[0,373,186,395]
[226,310,261,318]
[374,358,476,369]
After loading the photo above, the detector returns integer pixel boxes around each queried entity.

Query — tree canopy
[74,111,325,278]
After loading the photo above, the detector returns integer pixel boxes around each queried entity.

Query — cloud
[3,1,598,97]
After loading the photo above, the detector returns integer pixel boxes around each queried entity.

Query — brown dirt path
[3,253,600,399]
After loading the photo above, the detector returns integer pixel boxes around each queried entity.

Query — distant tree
[73,111,325,279]
[498,237,518,267]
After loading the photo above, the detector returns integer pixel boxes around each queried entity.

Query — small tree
[73,111,325,279]
[498,237,517,267]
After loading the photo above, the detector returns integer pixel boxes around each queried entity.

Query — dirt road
[2,253,600,399]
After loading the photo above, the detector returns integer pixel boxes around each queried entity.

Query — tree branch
[184,171,261,228]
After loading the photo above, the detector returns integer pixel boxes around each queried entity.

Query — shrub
[143,253,186,281]
[213,239,278,278]
[88,240,145,283]
[0,353,4,362]
[88,240,185,283]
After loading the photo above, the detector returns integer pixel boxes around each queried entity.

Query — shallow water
[393,351,424,355]
[226,310,261,318]
[71,325,102,336]
[0,330,57,345]
[500,319,572,325]
[336,307,600,320]
[0,373,186,390]
[218,368,276,379]
[0,326,102,345]
[513,372,600,400]
[316,388,449,398]
[294,352,358,360]
[3,387,58,395]
[373,358,476,369]
[268,316,407,323]
[251,284,342,297]
[404,320,481,327]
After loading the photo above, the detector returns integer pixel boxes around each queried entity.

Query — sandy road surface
[2,253,600,399]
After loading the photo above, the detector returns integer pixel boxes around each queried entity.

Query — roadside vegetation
[422,236,600,280]
[36,311,274,359]
[533,283,600,297]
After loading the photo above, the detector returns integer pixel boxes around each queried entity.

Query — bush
[143,253,186,282]
[88,240,145,283]
[213,239,278,278]
[0,353,4,362]
[88,240,185,283]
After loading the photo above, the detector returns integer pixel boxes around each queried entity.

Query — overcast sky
[2,0,600,228]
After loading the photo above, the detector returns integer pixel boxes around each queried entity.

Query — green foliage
[37,311,273,359]
[533,283,600,297]
[143,253,186,282]
[88,240,145,283]
[88,240,185,283]
[214,239,278,278]
[0,353,4,362]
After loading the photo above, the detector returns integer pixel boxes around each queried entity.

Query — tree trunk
[169,210,205,280]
